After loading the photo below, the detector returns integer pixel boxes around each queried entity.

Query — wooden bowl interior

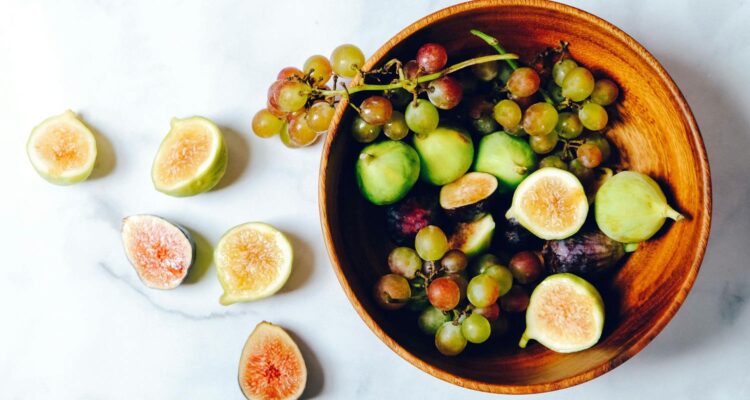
[320,1,710,393]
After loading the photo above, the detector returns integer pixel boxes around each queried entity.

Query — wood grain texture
[318,0,711,394]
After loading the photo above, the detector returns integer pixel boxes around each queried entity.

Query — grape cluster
[252,44,366,147]
[374,225,546,356]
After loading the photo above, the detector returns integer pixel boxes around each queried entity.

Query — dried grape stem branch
[316,53,519,97]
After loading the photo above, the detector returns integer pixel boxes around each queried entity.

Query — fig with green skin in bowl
[448,213,496,257]
[356,140,420,205]
[474,131,536,193]
[595,171,684,243]
[413,126,474,186]
[543,229,626,278]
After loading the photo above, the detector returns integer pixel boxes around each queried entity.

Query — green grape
[303,54,333,86]
[585,133,612,162]
[251,109,284,138]
[330,44,365,78]
[418,307,450,335]
[472,115,499,135]
[467,274,500,307]
[472,253,501,275]
[546,80,565,103]
[523,102,559,136]
[507,67,540,97]
[540,155,568,170]
[388,247,421,279]
[287,112,318,147]
[471,60,499,81]
[276,81,310,113]
[482,265,513,297]
[461,313,491,344]
[569,158,594,184]
[383,110,409,140]
[590,79,619,106]
[351,116,381,143]
[440,249,468,273]
[562,67,595,101]
[279,123,299,148]
[555,112,583,139]
[373,274,411,310]
[493,99,522,131]
[360,95,393,125]
[405,99,439,134]
[578,102,609,131]
[529,130,559,154]
[306,102,335,133]
[576,143,603,168]
[415,225,449,261]
[435,322,467,356]
[552,59,578,86]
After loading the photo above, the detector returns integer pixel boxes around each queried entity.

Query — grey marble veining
[0,0,748,399]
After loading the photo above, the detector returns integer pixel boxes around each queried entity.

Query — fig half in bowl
[319,0,710,394]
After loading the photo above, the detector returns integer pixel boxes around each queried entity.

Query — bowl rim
[318,0,712,394]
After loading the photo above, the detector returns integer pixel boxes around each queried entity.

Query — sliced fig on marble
[121,215,195,289]
[238,321,307,400]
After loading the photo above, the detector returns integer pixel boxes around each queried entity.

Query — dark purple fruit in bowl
[502,218,543,250]
[385,189,441,245]
[509,251,545,284]
[543,229,626,278]
[439,172,498,222]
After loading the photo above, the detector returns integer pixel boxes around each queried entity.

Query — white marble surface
[1,0,748,398]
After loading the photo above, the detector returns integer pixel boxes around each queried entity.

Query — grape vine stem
[317,53,519,97]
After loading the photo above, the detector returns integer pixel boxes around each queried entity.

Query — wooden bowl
[319,0,711,394]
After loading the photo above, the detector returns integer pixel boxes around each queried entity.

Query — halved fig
[121,215,195,289]
[439,172,498,221]
[151,116,228,197]
[520,273,604,353]
[215,222,293,305]
[448,214,496,258]
[239,321,307,400]
[26,110,97,185]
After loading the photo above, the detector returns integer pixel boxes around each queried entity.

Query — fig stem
[666,206,684,221]
[518,331,530,348]
[470,29,555,105]
[317,54,519,97]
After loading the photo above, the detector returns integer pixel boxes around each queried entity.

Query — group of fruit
[356,33,684,355]
[251,44,367,147]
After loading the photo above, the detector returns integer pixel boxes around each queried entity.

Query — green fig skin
[595,171,683,243]
[474,131,537,193]
[413,126,474,186]
[356,141,420,205]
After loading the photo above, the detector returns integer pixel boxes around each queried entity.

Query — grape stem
[316,53,519,97]
[470,29,555,105]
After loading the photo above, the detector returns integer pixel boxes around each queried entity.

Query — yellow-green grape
[578,102,609,131]
[435,322,467,356]
[306,102,335,133]
[562,67,595,101]
[330,44,365,78]
[303,55,333,86]
[590,79,619,106]
[493,99,522,131]
[251,109,284,138]
[351,116,381,143]
[552,59,578,86]
[287,112,318,147]
[276,81,310,113]
[405,99,439,134]
[522,102,559,136]
[461,313,491,344]
[555,112,583,139]
[415,225,449,261]
[383,111,409,140]
[529,131,559,154]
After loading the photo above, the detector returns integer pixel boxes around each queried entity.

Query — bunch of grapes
[374,225,547,356]
[251,44,367,147]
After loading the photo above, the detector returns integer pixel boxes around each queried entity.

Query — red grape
[374,274,411,310]
[507,67,541,98]
[359,96,393,125]
[416,43,448,73]
[577,143,603,168]
[427,277,461,311]
[500,286,529,313]
[509,251,544,284]
[427,76,463,110]
[473,303,500,321]
[277,66,305,81]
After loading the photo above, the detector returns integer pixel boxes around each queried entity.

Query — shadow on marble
[286,328,325,398]
[637,54,750,358]
[184,228,213,285]
[280,232,315,294]
[84,118,116,180]
[214,125,251,191]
